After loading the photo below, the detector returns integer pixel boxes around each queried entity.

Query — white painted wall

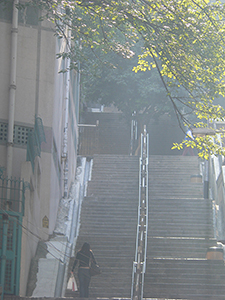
[0,5,79,296]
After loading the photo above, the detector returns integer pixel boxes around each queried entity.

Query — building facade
[0,0,79,296]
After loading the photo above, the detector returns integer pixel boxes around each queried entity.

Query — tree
[80,46,173,119]
[24,0,225,157]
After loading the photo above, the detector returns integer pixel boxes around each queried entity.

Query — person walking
[72,242,97,298]
[182,127,195,156]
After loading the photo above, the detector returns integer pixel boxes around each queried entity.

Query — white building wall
[16,26,37,124]
[0,22,11,118]
[0,2,79,296]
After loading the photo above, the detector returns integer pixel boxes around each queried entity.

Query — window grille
[0,122,33,146]
[7,220,14,251]
[14,126,33,145]
[0,177,25,215]
[5,260,12,292]
[0,123,8,142]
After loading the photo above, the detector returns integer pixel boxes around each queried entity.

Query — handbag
[89,259,101,276]
[67,273,78,291]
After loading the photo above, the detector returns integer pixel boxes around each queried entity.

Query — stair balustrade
[209,154,225,241]
[131,126,149,300]
[208,121,225,242]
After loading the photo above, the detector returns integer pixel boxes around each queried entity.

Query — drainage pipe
[62,20,71,199]
[7,0,19,178]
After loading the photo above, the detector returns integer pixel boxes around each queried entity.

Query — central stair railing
[131,125,149,300]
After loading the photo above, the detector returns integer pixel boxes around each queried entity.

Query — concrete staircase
[79,113,130,155]
[144,155,225,299]
[67,154,225,300]
[68,155,139,298]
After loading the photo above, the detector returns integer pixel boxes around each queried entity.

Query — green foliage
[172,130,225,159]
[25,0,225,157]
[80,46,172,118]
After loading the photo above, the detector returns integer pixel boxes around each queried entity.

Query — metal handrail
[208,121,225,240]
[131,125,149,300]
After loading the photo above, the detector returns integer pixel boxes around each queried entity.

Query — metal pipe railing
[131,125,149,300]
[209,121,225,241]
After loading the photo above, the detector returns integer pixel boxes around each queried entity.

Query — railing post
[204,159,209,199]
[1,214,9,300]
[130,111,138,156]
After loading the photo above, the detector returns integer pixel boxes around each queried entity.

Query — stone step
[79,230,137,236]
[145,259,225,270]
[148,211,213,219]
[77,232,136,237]
[81,204,138,212]
[147,245,216,258]
[148,155,199,162]
[92,161,138,166]
[149,206,211,214]
[149,179,201,184]
[149,168,200,173]
[87,184,138,190]
[91,165,138,169]
[91,171,138,176]
[148,206,211,212]
[144,285,225,299]
[149,193,203,198]
[80,212,137,217]
[146,273,225,284]
[148,211,212,217]
[79,223,137,230]
[147,237,216,247]
[148,185,203,190]
[148,197,211,203]
[148,251,208,259]
[148,219,213,226]
[86,193,139,198]
[75,237,136,248]
[79,215,138,222]
[81,199,138,207]
[92,167,197,173]
[93,154,139,159]
[148,223,214,230]
[148,231,214,238]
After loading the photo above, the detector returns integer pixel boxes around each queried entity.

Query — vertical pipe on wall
[35,13,42,116]
[62,20,71,198]
[7,0,19,178]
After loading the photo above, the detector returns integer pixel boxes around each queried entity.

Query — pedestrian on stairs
[72,242,97,298]
[182,127,195,156]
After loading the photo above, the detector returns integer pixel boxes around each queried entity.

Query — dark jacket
[72,250,96,271]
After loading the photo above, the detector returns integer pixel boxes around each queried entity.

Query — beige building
[0,0,79,296]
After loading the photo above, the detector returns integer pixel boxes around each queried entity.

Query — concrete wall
[20,161,40,296]
[0,4,79,296]
[0,22,11,118]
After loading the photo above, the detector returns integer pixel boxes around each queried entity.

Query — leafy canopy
[25,0,225,157]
